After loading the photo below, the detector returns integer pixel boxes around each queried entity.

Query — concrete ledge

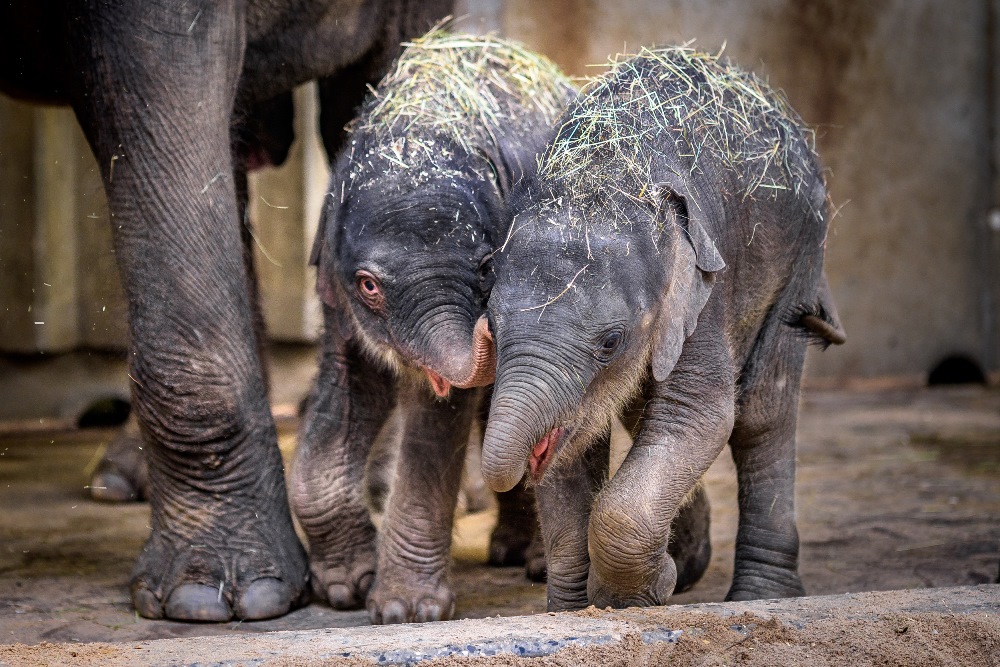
[1,585,996,666]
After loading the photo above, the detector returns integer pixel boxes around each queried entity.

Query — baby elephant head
[481,179,726,491]
[312,154,500,397]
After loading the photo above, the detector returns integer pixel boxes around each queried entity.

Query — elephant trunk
[448,316,496,388]
[421,315,495,397]
[482,354,573,492]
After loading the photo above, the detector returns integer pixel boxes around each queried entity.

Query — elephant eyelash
[591,328,628,361]
[785,303,837,351]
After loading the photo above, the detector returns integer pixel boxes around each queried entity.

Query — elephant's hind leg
[89,414,149,502]
[727,332,809,601]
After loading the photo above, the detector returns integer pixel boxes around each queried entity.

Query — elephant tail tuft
[786,274,846,349]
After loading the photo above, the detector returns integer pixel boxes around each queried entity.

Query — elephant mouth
[530,426,566,482]
[423,367,452,398]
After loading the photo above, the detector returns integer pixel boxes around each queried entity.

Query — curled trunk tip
[451,315,496,388]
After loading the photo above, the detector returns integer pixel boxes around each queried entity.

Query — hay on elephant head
[536,45,819,226]
[352,30,576,174]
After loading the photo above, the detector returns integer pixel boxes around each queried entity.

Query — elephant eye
[354,270,384,310]
[595,330,623,360]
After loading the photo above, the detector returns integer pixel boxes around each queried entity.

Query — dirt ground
[1,384,998,661]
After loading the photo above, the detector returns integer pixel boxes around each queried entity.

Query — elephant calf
[479,47,845,610]
[294,32,575,624]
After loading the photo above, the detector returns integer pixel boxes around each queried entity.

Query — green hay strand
[352,31,576,173]
[536,46,818,225]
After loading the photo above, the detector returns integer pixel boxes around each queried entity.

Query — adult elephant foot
[487,480,538,567]
[89,415,149,502]
[130,485,309,621]
[367,575,455,624]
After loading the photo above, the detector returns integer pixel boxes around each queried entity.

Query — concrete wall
[454,0,1000,384]
[2,1,999,384]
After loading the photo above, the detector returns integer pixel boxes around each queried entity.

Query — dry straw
[537,46,818,224]
[353,30,576,173]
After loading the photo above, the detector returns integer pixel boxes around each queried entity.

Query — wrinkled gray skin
[295,80,569,623]
[480,55,846,611]
[0,0,452,621]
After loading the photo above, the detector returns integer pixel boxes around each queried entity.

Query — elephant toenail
[165,584,232,622]
[380,599,409,624]
[415,598,443,623]
[236,578,293,620]
[131,587,163,619]
[90,470,139,503]
[326,583,356,609]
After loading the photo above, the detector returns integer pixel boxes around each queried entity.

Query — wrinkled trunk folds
[448,316,496,388]
[481,358,571,491]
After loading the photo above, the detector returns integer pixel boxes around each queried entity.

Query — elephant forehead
[499,219,657,282]
[344,191,489,250]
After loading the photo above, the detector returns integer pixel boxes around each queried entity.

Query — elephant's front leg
[536,431,610,611]
[587,334,735,608]
[290,313,396,610]
[69,1,307,621]
[367,386,479,624]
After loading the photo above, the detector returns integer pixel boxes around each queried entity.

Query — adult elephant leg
[726,333,808,601]
[291,312,396,609]
[87,166,264,506]
[69,1,306,621]
[587,329,735,608]
[536,430,609,611]
[367,386,479,624]
[90,414,149,502]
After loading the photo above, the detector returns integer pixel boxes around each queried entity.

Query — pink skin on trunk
[422,316,496,398]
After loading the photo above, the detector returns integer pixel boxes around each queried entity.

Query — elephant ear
[476,145,513,200]
[309,187,354,340]
[650,181,726,382]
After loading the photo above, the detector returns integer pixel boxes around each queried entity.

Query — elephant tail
[788,273,846,349]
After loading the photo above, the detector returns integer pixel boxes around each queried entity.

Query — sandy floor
[0,386,998,648]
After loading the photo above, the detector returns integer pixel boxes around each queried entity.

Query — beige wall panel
[471,0,997,382]
[31,106,79,351]
[0,96,38,351]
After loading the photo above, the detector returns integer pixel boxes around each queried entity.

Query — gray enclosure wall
[1,0,998,385]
